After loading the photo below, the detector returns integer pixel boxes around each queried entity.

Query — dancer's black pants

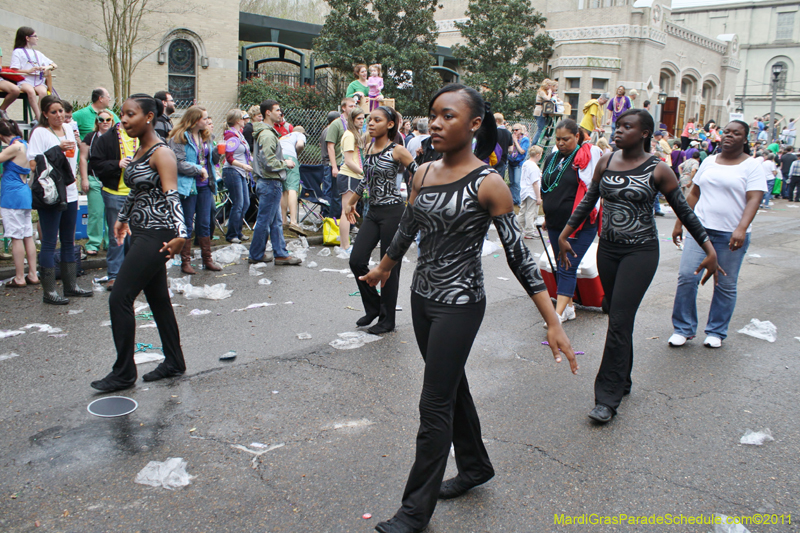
[595,238,659,412]
[108,228,185,384]
[349,203,404,330]
[395,293,493,530]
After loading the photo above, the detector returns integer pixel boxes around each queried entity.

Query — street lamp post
[657,90,668,129]
[770,63,783,142]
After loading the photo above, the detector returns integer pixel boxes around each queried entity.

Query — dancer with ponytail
[361,84,578,533]
[91,94,188,393]
[344,106,417,334]
[557,109,720,423]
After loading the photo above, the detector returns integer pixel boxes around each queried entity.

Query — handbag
[32,157,60,206]
[322,217,341,246]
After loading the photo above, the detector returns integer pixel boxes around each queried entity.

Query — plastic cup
[217,143,225,155]
[64,148,75,158]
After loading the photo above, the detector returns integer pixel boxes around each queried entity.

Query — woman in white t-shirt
[670,120,767,349]
[27,95,92,305]
[9,27,56,121]
[760,153,778,208]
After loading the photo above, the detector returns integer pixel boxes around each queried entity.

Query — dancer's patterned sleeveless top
[568,153,708,245]
[387,165,544,305]
[117,143,189,239]
[356,142,417,207]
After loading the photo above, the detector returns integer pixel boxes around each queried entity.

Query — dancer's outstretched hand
[545,322,579,375]
[360,266,390,288]
[160,238,185,260]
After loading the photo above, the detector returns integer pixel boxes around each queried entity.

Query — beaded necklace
[541,146,579,194]
[614,96,626,114]
[116,123,139,159]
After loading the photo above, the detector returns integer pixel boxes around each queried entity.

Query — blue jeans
[37,201,77,269]
[508,164,522,206]
[180,186,213,238]
[250,179,288,260]
[223,168,250,241]
[548,225,596,298]
[322,165,341,218]
[672,229,750,340]
[653,193,663,214]
[102,191,131,279]
[763,179,774,206]
[494,161,507,183]
[532,115,547,145]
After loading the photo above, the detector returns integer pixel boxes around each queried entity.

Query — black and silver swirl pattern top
[355,143,418,207]
[117,143,189,239]
[387,165,545,305]
[568,153,708,245]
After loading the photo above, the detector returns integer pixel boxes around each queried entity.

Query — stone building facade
[672,0,800,124]
[0,0,240,108]
[437,0,742,135]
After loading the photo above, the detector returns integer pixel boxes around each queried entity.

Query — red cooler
[536,242,604,307]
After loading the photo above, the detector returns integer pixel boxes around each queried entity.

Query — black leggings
[349,203,404,329]
[595,238,659,412]
[395,293,493,530]
[108,228,185,384]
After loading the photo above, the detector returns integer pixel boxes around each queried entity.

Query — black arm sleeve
[566,178,601,230]
[493,212,546,296]
[386,203,419,262]
[88,130,123,188]
[665,188,709,244]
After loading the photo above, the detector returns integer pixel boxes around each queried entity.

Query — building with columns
[436,0,744,135]
[671,0,800,125]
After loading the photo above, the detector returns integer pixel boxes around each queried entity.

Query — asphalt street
[0,203,798,532]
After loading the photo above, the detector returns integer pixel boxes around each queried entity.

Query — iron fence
[56,95,549,166]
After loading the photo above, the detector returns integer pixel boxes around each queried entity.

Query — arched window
[168,39,196,105]
[772,61,788,92]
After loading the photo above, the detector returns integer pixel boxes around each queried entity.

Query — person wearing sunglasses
[72,87,119,139]
[79,111,115,257]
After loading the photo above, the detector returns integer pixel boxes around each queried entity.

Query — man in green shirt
[72,87,118,255]
[72,87,119,139]
[324,97,356,218]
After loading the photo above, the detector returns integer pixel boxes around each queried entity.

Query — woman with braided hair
[362,84,578,533]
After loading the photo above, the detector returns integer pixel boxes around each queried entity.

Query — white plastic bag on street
[481,240,501,257]
[188,309,211,316]
[258,278,272,285]
[739,429,774,445]
[211,244,248,265]
[329,331,383,350]
[249,263,266,276]
[134,457,194,489]
[184,283,232,300]
[134,352,165,365]
[737,319,777,342]
[168,276,192,294]
[317,248,331,257]
[714,515,752,533]
[0,330,25,339]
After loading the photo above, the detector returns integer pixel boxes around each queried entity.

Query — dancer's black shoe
[142,363,185,382]
[91,374,135,393]
[357,313,379,327]
[438,472,494,500]
[374,516,423,533]
[588,404,614,423]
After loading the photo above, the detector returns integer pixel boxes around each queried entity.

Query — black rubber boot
[41,267,69,305]
[62,262,93,297]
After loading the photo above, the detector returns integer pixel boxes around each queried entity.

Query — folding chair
[214,178,231,234]
[298,164,329,231]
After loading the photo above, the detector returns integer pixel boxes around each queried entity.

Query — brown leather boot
[199,236,222,271]
[181,239,196,275]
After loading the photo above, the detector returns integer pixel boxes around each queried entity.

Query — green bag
[773,178,782,195]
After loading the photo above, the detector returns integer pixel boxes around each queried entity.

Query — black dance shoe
[588,404,614,423]
[439,472,495,500]
[357,313,379,327]
[367,323,395,335]
[91,374,135,393]
[374,516,423,533]
[142,363,185,382]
